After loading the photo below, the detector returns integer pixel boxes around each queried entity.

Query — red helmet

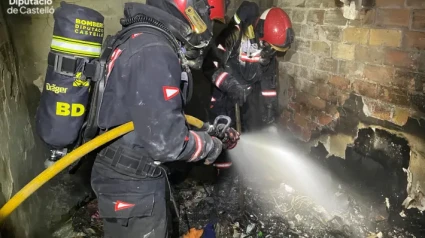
[147,0,225,47]
[256,7,294,52]
[208,0,227,23]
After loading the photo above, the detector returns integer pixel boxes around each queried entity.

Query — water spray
[230,128,358,214]
[229,128,419,236]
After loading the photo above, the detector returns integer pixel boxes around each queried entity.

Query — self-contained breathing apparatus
[36,1,234,169]
[36,2,194,168]
[35,1,105,167]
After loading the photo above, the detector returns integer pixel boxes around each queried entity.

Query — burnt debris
[52,128,425,237]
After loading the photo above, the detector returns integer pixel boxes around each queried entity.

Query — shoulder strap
[82,20,192,143]
[80,34,115,143]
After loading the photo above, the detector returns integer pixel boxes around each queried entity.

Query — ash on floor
[176,176,419,238]
[59,172,417,238]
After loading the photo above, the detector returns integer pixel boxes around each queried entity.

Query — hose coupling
[44,148,68,168]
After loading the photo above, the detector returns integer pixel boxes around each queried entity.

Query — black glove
[212,69,248,105]
[216,124,240,150]
[260,45,277,66]
[227,83,247,105]
[204,137,223,165]
[185,47,206,70]
[187,131,223,164]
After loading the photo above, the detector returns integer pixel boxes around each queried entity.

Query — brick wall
[275,0,425,142]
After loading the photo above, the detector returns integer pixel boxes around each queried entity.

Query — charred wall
[276,0,425,140]
[274,0,425,223]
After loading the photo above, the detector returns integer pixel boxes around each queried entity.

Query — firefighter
[208,3,295,132]
[204,2,294,169]
[89,1,231,237]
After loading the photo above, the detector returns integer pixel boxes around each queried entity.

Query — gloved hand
[187,131,222,165]
[185,47,206,70]
[216,124,240,150]
[212,69,250,105]
[227,83,247,105]
[204,137,223,165]
[259,45,277,66]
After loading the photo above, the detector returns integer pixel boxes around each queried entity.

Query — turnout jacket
[205,16,279,125]
[97,4,216,163]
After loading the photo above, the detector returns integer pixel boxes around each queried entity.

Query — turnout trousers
[91,144,169,238]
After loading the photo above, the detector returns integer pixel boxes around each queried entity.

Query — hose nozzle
[212,115,232,138]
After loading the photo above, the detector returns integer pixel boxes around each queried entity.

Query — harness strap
[97,144,162,179]
[82,22,190,144]
[47,52,98,78]
[80,35,113,143]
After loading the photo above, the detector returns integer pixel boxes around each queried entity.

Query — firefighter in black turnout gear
[207,2,295,130]
[203,1,295,168]
[89,1,228,237]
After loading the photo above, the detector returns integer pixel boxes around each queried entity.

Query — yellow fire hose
[0,115,205,224]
